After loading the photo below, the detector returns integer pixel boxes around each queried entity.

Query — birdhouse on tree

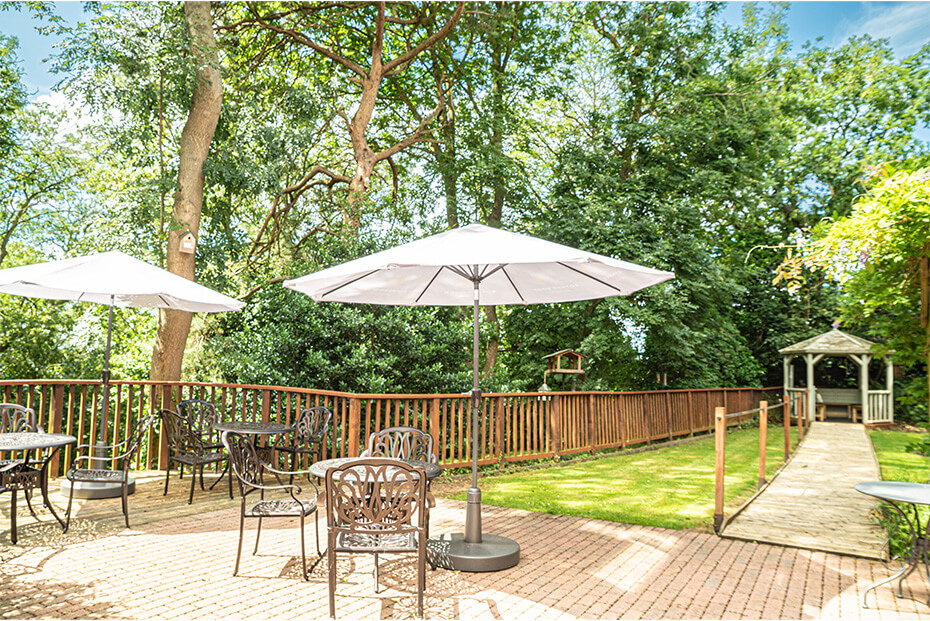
[542,349,585,391]
[179,231,197,255]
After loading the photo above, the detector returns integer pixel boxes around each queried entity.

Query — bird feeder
[542,349,585,391]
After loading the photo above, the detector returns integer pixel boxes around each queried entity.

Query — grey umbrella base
[59,478,135,500]
[427,532,520,572]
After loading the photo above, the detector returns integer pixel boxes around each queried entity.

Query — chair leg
[253,516,262,555]
[163,460,171,496]
[373,552,379,593]
[417,541,426,618]
[299,514,308,581]
[328,534,337,619]
[188,463,196,504]
[64,476,75,533]
[234,510,245,576]
[121,480,130,529]
[314,508,322,556]
[10,487,18,545]
[22,484,38,518]
[199,465,206,490]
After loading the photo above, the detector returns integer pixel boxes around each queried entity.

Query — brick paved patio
[3,480,930,620]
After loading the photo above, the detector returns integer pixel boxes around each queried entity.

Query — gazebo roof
[778,328,876,356]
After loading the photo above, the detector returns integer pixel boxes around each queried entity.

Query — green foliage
[200,284,471,394]
[780,165,930,418]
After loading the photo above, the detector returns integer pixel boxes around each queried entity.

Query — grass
[434,424,792,532]
[868,428,929,482]
[866,428,929,557]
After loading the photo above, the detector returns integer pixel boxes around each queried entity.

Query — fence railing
[0,379,780,479]
[713,392,810,533]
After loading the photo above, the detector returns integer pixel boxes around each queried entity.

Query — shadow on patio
[2,471,930,619]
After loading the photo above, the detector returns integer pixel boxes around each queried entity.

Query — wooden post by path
[714,406,726,533]
[759,401,768,487]
[784,398,791,460]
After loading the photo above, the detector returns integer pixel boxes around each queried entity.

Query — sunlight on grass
[439,426,787,531]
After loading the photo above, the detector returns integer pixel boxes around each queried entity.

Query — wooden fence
[0,379,780,478]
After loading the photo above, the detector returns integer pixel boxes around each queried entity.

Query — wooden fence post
[587,394,596,455]
[348,398,361,457]
[664,391,673,440]
[261,389,271,423]
[758,401,768,488]
[643,394,652,445]
[49,384,65,475]
[687,390,695,437]
[496,396,506,462]
[551,395,562,459]
[430,398,441,463]
[714,406,726,533]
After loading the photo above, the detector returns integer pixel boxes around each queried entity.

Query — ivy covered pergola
[779,328,894,425]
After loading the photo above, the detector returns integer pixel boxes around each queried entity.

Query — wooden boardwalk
[721,421,888,559]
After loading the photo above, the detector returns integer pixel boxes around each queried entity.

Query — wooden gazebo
[779,328,893,425]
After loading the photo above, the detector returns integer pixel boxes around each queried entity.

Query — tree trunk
[150,1,223,381]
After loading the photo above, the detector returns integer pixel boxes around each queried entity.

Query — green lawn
[868,428,929,482]
[438,425,791,532]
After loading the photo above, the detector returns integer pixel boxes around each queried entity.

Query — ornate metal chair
[0,404,44,543]
[64,413,156,531]
[361,426,439,465]
[177,399,224,450]
[160,409,232,504]
[221,430,321,581]
[324,458,432,618]
[274,406,332,476]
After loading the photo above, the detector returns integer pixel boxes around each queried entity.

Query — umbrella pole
[465,283,482,543]
[426,278,519,572]
[62,296,136,499]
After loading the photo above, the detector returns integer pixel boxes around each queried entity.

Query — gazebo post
[886,359,895,418]
[804,353,817,423]
[859,354,871,423]
[783,356,791,415]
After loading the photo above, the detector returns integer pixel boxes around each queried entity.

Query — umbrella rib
[414,267,446,304]
[319,269,381,299]
[557,262,628,295]
[499,266,526,303]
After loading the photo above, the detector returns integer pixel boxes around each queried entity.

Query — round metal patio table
[213,421,294,463]
[0,432,77,541]
[309,456,441,481]
[855,480,930,609]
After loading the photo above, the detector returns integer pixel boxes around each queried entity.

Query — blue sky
[2,1,930,99]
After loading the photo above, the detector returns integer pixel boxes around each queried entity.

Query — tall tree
[219,0,463,254]
[150,1,224,382]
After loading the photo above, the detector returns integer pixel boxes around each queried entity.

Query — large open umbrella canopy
[0,250,244,497]
[284,223,675,571]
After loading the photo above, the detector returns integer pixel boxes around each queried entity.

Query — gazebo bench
[816,388,862,423]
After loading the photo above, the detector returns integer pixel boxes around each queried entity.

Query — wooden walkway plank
[721,421,887,559]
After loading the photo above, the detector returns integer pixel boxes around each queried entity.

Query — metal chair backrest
[159,409,202,454]
[0,403,40,433]
[365,426,437,464]
[294,406,332,445]
[325,458,429,534]
[178,399,222,444]
[120,414,157,470]
[221,431,264,499]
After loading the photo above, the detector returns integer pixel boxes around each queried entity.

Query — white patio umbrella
[284,223,674,571]
[0,250,244,497]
